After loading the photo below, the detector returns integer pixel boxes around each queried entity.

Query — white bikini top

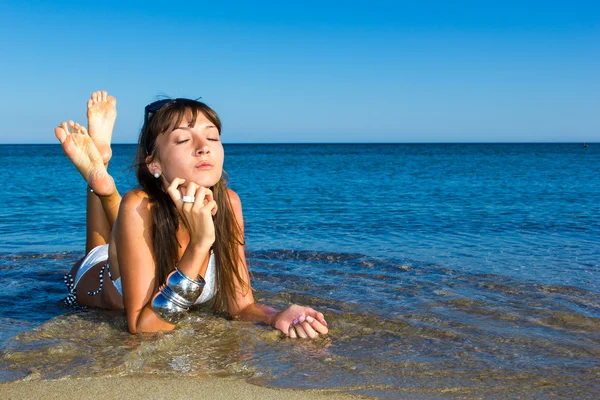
[76,245,216,304]
[114,252,216,304]
[195,251,216,304]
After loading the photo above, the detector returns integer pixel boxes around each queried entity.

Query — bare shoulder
[119,190,152,219]
[227,188,242,213]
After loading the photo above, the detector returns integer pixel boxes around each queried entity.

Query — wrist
[177,244,211,278]
[187,241,212,254]
[267,310,280,327]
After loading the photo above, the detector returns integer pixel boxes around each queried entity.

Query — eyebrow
[171,126,193,134]
[170,123,216,135]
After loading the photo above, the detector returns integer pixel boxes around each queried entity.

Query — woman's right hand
[166,178,218,250]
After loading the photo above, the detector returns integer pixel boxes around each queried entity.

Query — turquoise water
[1,143,599,398]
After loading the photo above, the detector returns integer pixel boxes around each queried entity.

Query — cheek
[215,145,225,164]
[159,150,186,177]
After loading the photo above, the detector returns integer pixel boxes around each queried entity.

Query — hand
[272,304,329,339]
[166,178,218,250]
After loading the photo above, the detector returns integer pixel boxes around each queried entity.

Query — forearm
[236,302,279,326]
[131,304,176,333]
[176,243,211,279]
[128,246,210,333]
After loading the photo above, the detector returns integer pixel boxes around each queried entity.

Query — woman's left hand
[272,304,329,339]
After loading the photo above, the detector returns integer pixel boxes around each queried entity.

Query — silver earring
[153,172,160,178]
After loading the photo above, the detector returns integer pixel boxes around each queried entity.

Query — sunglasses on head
[143,97,204,123]
[143,97,203,155]
[145,99,175,123]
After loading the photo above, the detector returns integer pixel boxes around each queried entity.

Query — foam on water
[1,250,599,398]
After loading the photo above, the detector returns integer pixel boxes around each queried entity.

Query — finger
[166,178,186,204]
[315,312,328,327]
[294,323,308,339]
[184,182,199,198]
[300,321,319,339]
[203,200,218,216]
[288,325,297,339]
[203,188,214,204]
[305,308,328,327]
[179,182,198,206]
[306,316,328,335]
[190,186,206,212]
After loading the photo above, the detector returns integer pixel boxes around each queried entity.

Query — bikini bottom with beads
[64,244,123,308]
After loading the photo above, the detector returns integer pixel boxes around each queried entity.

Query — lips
[195,161,213,170]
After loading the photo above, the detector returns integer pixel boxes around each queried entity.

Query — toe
[55,125,67,143]
[101,91,107,101]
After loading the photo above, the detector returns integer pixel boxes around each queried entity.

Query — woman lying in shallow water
[56,91,328,338]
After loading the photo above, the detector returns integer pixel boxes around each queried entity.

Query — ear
[146,156,162,176]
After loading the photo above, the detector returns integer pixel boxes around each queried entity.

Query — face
[149,111,224,189]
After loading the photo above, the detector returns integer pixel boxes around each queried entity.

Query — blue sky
[0,0,598,143]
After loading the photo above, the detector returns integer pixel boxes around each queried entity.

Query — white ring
[182,195,195,203]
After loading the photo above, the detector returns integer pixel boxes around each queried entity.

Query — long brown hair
[135,99,247,313]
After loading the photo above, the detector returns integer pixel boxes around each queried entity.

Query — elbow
[230,301,265,321]
[126,310,146,334]
[229,301,253,318]
[130,307,176,333]
[127,317,139,334]
[128,323,138,334]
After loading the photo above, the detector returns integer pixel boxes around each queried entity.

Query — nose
[195,137,210,155]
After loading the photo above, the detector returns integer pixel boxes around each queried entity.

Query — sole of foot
[87,90,117,165]
[55,120,115,197]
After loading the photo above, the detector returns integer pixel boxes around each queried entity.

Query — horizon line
[1,141,597,146]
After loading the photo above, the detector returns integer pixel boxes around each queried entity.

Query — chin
[189,176,221,188]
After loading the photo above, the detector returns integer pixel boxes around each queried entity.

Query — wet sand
[2,376,364,400]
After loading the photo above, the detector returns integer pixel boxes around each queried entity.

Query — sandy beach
[2,376,363,400]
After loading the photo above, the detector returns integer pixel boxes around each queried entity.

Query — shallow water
[1,144,599,398]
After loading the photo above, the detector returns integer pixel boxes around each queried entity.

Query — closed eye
[176,139,190,144]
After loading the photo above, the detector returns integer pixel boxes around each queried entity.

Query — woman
[56,91,328,339]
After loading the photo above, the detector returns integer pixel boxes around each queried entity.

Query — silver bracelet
[151,268,206,324]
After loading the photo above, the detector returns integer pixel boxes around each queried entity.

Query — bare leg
[58,92,123,310]
[85,91,118,252]
[54,121,121,250]
[86,187,111,252]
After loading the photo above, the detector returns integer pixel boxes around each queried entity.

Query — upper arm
[225,189,256,315]
[115,191,157,331]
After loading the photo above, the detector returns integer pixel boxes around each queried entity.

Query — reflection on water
[1,250,599,399]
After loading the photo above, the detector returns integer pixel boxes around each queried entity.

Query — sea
[0,143,598,399]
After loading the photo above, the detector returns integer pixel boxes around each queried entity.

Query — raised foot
[55,121,115,196]
[87,90,117,164]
